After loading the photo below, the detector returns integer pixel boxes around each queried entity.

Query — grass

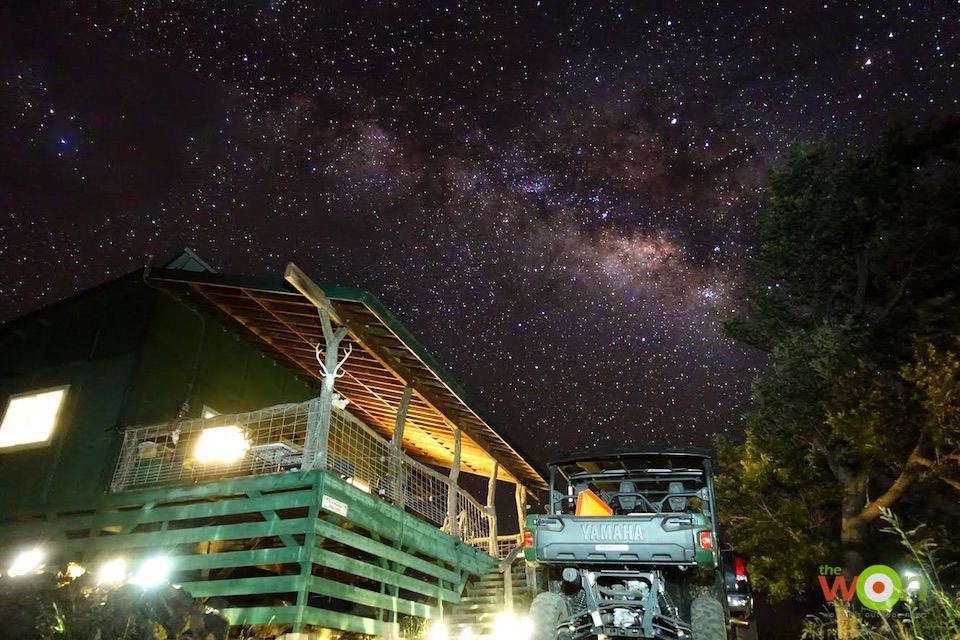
[801,509,960,640]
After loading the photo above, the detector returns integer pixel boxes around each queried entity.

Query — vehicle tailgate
[534,514,703,564]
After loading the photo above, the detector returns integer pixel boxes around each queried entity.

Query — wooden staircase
[447,559,532,638]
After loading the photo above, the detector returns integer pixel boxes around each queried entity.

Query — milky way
[1,2,957,463]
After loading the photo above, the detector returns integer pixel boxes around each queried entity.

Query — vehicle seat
[618,481,638,512]
[666,481,688,512]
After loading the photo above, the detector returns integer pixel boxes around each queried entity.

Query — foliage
[718,116,960,601]
[0,567,228,640]
[800,510,960,640]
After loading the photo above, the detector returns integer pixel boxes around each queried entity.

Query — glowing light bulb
[193,426,248,463]
[130,557,172,588]
[8,548,44,577]
[97,558,128,585]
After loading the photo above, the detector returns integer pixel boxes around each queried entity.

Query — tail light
[523,530,533,548]
[698,530,713,549]
[734,555,747,579]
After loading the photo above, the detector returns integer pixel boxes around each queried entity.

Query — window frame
[0,384,70,453]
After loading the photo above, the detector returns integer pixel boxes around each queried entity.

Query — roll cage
[547,450,718,524]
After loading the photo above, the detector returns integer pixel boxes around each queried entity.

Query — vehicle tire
[735,620,759,640]
[529,592,568,640]
[690,596,726,640]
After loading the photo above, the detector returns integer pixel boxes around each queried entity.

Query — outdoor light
[493,612,532,640]
[193,425,249,463]
[96,558,128,585]
[901,567,924,594]
[906,577,923,593]
[425,619,449,640]
[130,556,171,588]
[347,478,372,493]
[64,562,86,579]
[7,548,44,577]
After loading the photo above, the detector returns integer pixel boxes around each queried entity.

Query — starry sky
[1,2,957,464]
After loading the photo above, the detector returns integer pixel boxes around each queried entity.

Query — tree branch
[812,436,853,483]
[938,475,960,492]
[854,251,869,313]
[912,454,960,492]
[859,445,923,523]
[878,253,916,320]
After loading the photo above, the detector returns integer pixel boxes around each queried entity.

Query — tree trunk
[835,475,868,640]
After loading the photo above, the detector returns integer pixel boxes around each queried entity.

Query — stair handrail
[498,539,528,613]
[498,542,524,573]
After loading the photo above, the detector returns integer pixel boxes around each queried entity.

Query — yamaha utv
[523,450,728,640]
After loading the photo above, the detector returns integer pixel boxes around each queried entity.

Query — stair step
[447,618,496,638]
[449,610,500,620]
[449,617,498,624]
[453,599,502,609]
[445,565,534,638]
[450,605,501,614]
[453,604,500,612]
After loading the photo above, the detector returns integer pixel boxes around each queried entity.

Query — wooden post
[293,476,322,631]
[302,310,348,471]
[447,427,462,537]
[503,563,514,613]
[391,387,412,448]
[515,483,527,538]
[487,461,499,557]
[390,386,412,507]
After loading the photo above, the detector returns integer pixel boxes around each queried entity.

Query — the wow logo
[818,565,926,610]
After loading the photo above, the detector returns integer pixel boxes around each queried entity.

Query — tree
[717,116,960,636]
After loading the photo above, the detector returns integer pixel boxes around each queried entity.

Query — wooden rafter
[149,267,545,489]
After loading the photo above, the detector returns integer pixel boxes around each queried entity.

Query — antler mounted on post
[283,262,353,472]
[301,309,350,471]
[315,341,353,381]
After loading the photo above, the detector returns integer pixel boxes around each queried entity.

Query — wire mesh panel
[325,407,394,497]
[110,398,495,541]
[457,492,490,543]
[400,454,452,527]
[110,402,315,491]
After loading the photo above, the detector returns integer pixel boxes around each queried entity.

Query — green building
[0,251,544,638]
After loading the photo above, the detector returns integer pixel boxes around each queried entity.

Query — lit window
[0,387,68,450]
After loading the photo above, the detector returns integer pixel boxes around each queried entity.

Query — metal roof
[148,263,545,489]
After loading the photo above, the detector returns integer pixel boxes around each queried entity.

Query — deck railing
[466,533,524,559]
[110,399,491,547]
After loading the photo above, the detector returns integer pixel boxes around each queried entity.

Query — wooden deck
[0,469,496,636]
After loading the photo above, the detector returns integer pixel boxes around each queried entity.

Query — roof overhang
[148,263,545,489]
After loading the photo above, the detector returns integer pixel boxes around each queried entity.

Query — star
[0,0,954,466]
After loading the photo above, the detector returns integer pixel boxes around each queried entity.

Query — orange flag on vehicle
[576,489,613,517]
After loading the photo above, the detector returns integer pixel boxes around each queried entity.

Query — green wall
[0,274,318,517]
[0,355,137,514]
[122,292,316,425]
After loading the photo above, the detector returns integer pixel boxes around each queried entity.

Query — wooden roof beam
[284,263,523,485]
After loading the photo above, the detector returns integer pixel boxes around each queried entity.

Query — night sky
[1,2,957,464]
